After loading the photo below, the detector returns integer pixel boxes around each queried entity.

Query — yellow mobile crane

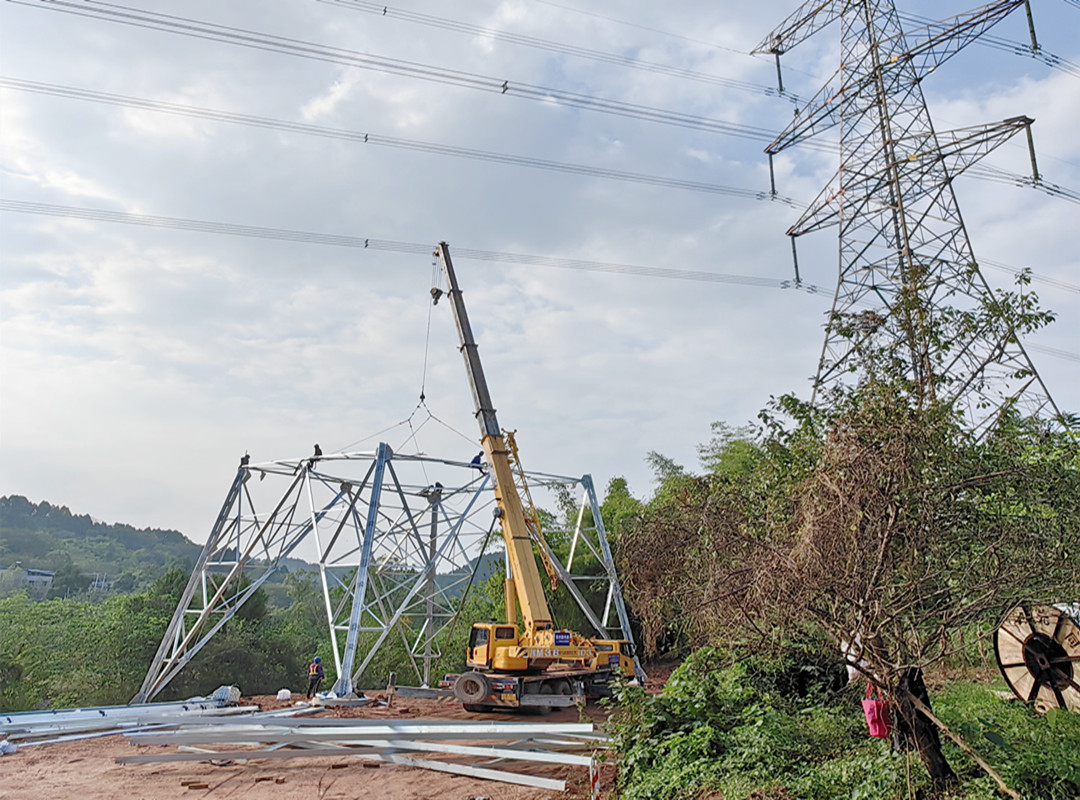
[433,243,636,712]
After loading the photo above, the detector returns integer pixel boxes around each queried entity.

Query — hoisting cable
[397,407,434,486]
[419,252,445,405]
[420,407,483,448]
[332,415,416,454]
[335,260,447,461]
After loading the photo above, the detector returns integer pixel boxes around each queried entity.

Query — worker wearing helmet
[306,655,325,699]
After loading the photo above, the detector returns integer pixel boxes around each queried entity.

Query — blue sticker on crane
[554,631,571,646]
[609,654,621,666]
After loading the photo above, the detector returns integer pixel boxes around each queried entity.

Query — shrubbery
[607,645,1080,800]
[0,570,317,709]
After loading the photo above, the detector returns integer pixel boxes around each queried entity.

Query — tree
[622,384,1080,791]
[619,264,1078,791]
[696,422,760,478]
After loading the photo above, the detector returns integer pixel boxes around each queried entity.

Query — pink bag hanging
[862,682,891,739]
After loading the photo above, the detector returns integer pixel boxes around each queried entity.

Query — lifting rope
[332,255,471,457]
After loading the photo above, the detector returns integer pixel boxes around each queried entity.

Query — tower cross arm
[787,116,1035,237]
[751,0,843,56]
[763,0,1026,155]
[901,0,1025,79]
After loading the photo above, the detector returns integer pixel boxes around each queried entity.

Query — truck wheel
[454,671,491,704]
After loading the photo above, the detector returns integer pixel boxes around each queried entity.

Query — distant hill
[0,495,205,596]
[0,494,496,602]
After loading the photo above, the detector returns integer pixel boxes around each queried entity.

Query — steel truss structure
[754,0,1062,431]
[133,447,639,703]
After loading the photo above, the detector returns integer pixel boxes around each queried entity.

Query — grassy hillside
[0,495,201,595]
[0,494,499,603]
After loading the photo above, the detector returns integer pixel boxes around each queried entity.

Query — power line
[317,0,803,104]
[4,201,1075,361]
[15,2,1076,200]
[0,199,822,291]
[12,3,1075,202]
[532,0,825,84]
[963,162,1080,204]
[979,258,1080,295]
[11,0,811,147]
[5,197,1071,294]
[0,77,797,206]
[1026,342,1080,363]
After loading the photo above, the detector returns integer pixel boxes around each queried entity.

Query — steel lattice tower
[133,447,640,703]
[754,0,1062,431]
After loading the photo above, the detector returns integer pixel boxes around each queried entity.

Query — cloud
[1,0,1076,539]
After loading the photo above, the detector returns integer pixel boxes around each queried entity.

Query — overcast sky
[2,0,1077,544]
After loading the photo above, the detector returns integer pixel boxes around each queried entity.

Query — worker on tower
[306,656,324,699]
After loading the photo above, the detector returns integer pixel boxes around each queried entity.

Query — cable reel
[993,602,1080,713]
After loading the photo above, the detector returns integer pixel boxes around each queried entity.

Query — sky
[1,0,1078,545]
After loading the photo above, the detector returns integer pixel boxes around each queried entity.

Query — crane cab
[466,623,526,671]
[590,639,637,678]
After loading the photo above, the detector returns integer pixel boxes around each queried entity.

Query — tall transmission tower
[754,0,1062,431]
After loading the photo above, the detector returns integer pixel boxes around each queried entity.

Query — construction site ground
[0,692,625,800]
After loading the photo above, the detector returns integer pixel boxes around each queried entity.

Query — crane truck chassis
[445,627,637,710]
[432,242,638,712]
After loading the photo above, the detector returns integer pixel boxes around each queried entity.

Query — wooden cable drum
[993,602,1080,713]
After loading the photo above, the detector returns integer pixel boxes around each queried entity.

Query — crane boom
[433,242,636,712]
[434,242,553,638]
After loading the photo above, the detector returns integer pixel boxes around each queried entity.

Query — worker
[470,451,486,472]
[306,656,324,699]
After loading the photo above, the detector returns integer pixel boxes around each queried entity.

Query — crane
[433,242,636,712]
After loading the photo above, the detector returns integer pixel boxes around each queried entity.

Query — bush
[607,646,900,800]
[608,645,1080,800]
[935,682,1080,800]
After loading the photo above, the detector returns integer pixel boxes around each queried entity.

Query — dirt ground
[0,694,619,800]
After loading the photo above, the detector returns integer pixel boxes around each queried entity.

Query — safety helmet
[314,656,322,663]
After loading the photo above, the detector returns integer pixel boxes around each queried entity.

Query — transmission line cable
[979,258,1080,294]
[11,0,816,148]
[0,78,797,205]
[0,199,822,292]
[4,199,1073,298]
[18,2,1075,198]
[4,200,1074,362]
[963,163,1080,204]
[9,76,1074,205]
[532,0,823,83]
[1026,342,1080,362]
[316,0,802,104]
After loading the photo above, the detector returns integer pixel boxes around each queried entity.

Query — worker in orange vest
[306,656,324,699]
